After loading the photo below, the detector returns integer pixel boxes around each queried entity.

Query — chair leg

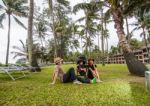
[5,70,15,81]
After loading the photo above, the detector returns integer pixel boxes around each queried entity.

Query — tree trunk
[28,0,41,71]
[85,28,88,58]
[48,0,57,58]
[98,33,100,50]
[5,14,11,66]
[81,37,83,53]
[125,17,130,43]
[142,27,150,62]
[111,6,148,76]
[101,9,105,66]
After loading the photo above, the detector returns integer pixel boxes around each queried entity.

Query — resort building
[106,45,150,64]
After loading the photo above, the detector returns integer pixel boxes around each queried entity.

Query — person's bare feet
[97,79,103,83]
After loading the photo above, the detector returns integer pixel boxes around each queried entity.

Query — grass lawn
[0,64,150,106]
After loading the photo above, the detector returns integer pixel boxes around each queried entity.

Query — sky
[0,0,142,64]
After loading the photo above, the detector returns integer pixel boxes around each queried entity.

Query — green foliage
[0,64,150,106]
[130,38,141,50]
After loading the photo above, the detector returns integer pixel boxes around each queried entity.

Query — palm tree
[48,0,57,58]
[0,0,27,66]
[34,15,48,47]
[101,8,105,65]
[11,40,43,67]
[28,0,34,65]
[48,0,70,58]
[73,1,98,57]
[28,0,41,71]
[95,0,149,76]
[11,40,28,62]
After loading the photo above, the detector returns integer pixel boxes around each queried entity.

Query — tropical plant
[34,14,49,47]
[73,1,99,58]
[0,0,28,66]
[93,0,149,76]
[28,0,41,71]
[11,40,28,62]
[47,0,70,58]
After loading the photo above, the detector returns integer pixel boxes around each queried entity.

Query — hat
[77,59,84,64]
[54,57,63,63]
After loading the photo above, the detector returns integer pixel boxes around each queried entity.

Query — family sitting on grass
[51,57,102,85]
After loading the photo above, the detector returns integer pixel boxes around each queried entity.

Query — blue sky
[0,0,142,64]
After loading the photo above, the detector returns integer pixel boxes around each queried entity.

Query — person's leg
[63,67,76,83]
[68,67,77,81]
[77,76,90,83]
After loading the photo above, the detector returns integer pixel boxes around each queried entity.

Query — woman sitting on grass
[51,57,82,85]
[87,58,102,83]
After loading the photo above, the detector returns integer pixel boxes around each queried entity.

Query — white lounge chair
[0,65,27,80]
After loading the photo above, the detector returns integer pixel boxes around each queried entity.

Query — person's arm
[89,67,97,77]
[78,65,86,72]
[51,68,58,85]
[95,68,100,79]
[80,68,86,72]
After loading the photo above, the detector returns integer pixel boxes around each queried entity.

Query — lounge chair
[0,65,27,80]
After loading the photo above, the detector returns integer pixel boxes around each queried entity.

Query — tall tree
[28,0,41,71]
[94,0,148,76]
[73,1,98,58]
[48,0,57,58]
[28,0,34,66]
[0,0,27,66]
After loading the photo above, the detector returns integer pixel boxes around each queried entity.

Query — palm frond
[123,0,145,15]
[2,0,6,6]
[11,51,26,59]
[75,17,85,22]
[0,13,6,28]
[73,3,90,13]
[19,40,26,50]
[140,32,144,37]
[0,4,5,10]
[12,45,25,53]
[104,9,111,21]
[131,26,142,32]
[13,15,27,29]
[57,0,70,7]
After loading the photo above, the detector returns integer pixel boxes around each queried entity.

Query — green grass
[0,64,150,106]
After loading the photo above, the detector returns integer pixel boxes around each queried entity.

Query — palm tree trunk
[28,0,41,71]
[80,37,83,53]
[48,0,57,58]
[98,33,100,50]
[106,38,109,63]
[40,38,44,48]
[5,14,11,66]
[28,0,34,66]
[125,17,130,43]
[147,29,150,43]
[101,9,105,66]
[111,7,148,76]
[85,28,88,58]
